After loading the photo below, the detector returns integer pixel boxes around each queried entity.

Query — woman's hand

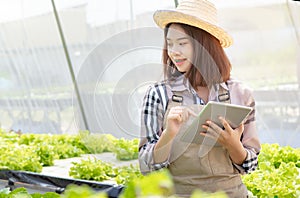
[201,117,247,165]
[201,117,243,148]
[153,106,196,164]
[165,106,197,138]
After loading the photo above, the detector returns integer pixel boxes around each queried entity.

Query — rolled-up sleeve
[138,84,168,174]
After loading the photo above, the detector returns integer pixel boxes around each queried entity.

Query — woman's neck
[196,86,209,103]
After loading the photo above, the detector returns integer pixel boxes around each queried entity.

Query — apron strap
[214,82,231,104]
[163,86,184,128]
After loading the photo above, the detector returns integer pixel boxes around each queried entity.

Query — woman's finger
[199,131,217,140]
[205,120,223,132]
[218,116,232,131]
[169,106,197,122]
[168,114,181,120]
[235,124,244,135]
[202,122,221,139]
[186,107,198,117]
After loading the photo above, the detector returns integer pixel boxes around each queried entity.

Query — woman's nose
[170,45,181,55]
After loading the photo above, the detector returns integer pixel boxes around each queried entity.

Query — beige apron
[164,88,248,198]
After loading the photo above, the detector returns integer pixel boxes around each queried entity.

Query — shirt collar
[219,81,229,90]
[168,74,193,92]
[167,74,229,93]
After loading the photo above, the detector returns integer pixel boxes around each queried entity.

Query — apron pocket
[207,147,235,175]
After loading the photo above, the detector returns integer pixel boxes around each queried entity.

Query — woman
[138,0,261,197]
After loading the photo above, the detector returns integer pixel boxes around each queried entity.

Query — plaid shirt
[139,74,261,175]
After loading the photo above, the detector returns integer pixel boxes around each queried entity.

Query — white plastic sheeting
[0,0,299,147]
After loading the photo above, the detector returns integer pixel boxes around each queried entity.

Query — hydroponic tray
[0,170,123,197]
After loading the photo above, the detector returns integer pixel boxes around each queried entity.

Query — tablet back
[179,101,253,145]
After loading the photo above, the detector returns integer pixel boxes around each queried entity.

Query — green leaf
[243,143,300,197]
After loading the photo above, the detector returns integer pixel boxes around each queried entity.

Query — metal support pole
[286,0,300,46]
[174,0,179,7]
[51,0,89,131]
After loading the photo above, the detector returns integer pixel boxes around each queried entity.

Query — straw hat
[153,0,233,48]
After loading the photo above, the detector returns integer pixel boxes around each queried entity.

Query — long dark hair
[162,23,232,88]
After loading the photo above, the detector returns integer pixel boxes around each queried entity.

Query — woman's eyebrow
[166,37,190,41]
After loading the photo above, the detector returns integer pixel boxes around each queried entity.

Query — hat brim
[153,10,233,48]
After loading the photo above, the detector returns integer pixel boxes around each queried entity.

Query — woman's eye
[179,42,187,46]
[167,43,173,47]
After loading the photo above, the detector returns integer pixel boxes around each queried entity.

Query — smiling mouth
[175,59,185,63]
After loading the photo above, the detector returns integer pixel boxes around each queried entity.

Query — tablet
[179,101,253,145]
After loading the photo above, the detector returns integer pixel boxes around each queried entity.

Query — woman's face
[166,24,194,73]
